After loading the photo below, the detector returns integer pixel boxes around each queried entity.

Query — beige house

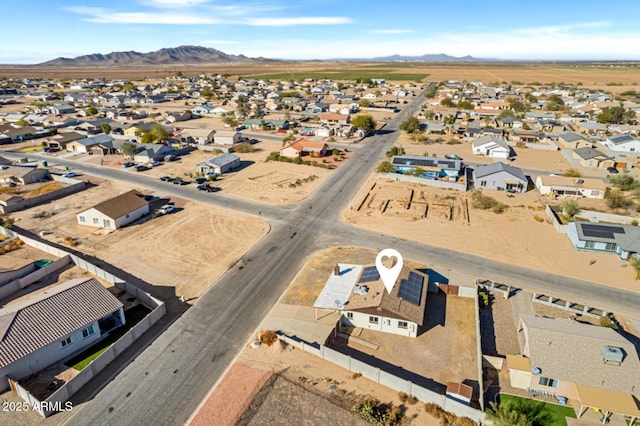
[279,139,329,158]
[213,130,243,146]
[557,133,593,149]
[535,175,608,199]
[0,166,49,187]
[507,315,640,423]
[77,190,149,230]
[571,147,616,169]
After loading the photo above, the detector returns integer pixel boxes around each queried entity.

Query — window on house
[103,219,111,228]
[368,316,379,324]
[79,216,85,223]
[346,312,353,319]
[398,321,408,329]
[92,218,99,225]
[82,325,95,338]
[480,180,487,187]
[538,376,558,388]
[61,337,72,348]
[585,241,596,249]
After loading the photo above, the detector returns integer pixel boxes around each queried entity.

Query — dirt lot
[345,176,640,288]
[238,341,439,426]
[9,178,269,301]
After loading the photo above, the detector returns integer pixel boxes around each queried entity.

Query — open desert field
[3,62,638,91]
[9,178,269,301]
[345,176,640,289]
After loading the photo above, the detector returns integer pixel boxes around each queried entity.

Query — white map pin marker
[376,248,403,294]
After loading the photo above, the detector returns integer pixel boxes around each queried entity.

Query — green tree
[597,106,637,124]
[486,401,531,426]
[385,145,405,158]
[457,100,474,110]
[498,109,516,119]
[440,97,454,107]
[508,98,528,112]
[605,188,633,209]
[101,123,112,135]
[222,114,239,128]
[376,161,394,173]
[351,114,376,132]
[121,141,138,158]
[562,168,581,178]
[545,94,565,111]
[140,124,171,144]
[561,198,580,217]
[359,98,371,107]
[408,166,425,177]
[201,86,215,100]
[86,106,98,116]
[524,93,537,102]
[16,118,28,127]
[609,174,639,191]
[399,116,421,133]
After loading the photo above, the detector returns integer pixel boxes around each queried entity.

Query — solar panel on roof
[398,272,423,306]
[581,223,624,239]
[359,266,380,283]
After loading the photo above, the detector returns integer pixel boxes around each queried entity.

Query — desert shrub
[562,168,581,177]
[351,372,362,379]
[234,142,255,153]
[534,215,545,223]
[471,191,499,210]
[446,138,462,145]
[406,394,418,405]
[632,219,638,226]
[605,188,633,209]
[609,174,639,191]
[561,198,580,217]
[478,289,490,308]
[259,330,278,346]
[398,392,408,403]
[599,315,618,329]
[352,400,390,426]
[376,161,394,173]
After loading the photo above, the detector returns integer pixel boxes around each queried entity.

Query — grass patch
[19,146,45,153]
[65,305,151,371]
[499,394,576,426]
[248,70,428,82]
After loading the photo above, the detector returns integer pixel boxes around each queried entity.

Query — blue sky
[2,0,640,64]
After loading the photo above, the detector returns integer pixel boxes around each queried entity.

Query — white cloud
[66,7,220,24]
[370,29,415,34]
[140,0,211,8]
[246,16,352,26]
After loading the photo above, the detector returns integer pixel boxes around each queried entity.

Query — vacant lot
[10,179,269,300]
[345,176,638,287]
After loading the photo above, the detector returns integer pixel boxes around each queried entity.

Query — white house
[473,162,527,193]
[599,135,640,153]
[313,263,428,338]
[472,135,512,159]
[77,190,149,230]
[213,130,243,146]
[196,153,240,175]
[0,278,125,392]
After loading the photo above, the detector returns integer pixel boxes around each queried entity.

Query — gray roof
[76,134,113,147]
[609,134,637,144]
[574,221,640,253]
[559,132,585,142]
[391,155,461,171]
[0,278,123,368]
[473,162,527,182]
[203,153,240,167]
[573,147,611,160]
[519,315,640,395]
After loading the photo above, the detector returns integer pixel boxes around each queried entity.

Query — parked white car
[158,204,175,215]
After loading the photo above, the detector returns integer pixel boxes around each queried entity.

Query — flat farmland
[2,63,638,92]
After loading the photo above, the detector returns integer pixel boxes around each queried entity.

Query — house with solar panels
[567,221,640,260]
[313,263,428,338]
[391,155,462,182]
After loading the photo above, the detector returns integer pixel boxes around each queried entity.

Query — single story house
[473,162,527,193]
[319,113,350,125]
[567,221,640,259]
[471,135,512,159]
[133,144,174,163]
[507,315,640,420]
[600,135,640,153]
[77,190,149,230]
[557,133,594,149]
[66,134,114,153]
[535,175,607,199]
[280,139,329,158]
[0,166,49,187]
[391,155,462,182]
[313,263,428,338]
[46,131,86,150]
[213,130,243,146]
[196,153,240,175]
[175,128,216,145]
[0,278,125,392]
[571,147,616,169]
[243,118,289,130]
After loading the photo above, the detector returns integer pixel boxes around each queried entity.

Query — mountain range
[38,45,274,66]
[36,45,485,66]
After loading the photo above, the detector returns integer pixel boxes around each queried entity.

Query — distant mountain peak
[37,45,275,66]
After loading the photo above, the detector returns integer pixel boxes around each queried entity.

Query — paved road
[11,85,637,425]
